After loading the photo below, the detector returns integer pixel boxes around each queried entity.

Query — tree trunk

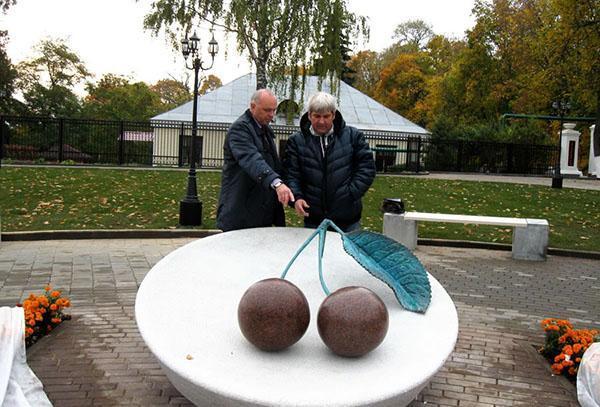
[255,30,268,90]
[256,61,268,90]
[254,22,269,90]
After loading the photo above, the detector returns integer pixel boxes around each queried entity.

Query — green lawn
[1,167,598,252]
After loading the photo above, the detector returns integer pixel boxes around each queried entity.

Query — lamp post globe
[179,31,218,226]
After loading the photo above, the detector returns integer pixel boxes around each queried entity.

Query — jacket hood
[300,110,346,137]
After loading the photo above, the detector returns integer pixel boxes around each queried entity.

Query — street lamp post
[551,100,571,189]
[179,31,219,226]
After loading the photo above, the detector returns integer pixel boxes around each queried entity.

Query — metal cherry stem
[280,219,345,296]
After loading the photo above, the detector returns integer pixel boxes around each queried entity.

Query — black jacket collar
[299,110,346,138]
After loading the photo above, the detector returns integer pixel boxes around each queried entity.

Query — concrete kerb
[1,228,599,260]
[0,229,222,241]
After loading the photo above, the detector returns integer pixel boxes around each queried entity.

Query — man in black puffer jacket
[284,92,375,232]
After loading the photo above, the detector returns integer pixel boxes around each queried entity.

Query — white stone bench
[383,211,549,261]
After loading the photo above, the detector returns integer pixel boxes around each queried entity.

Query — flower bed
[17,285,71,347]
[539,318,599,380]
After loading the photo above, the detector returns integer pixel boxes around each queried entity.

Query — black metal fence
[0,115,559,175]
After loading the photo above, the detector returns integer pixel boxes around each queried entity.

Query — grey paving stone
[0,238,597,406]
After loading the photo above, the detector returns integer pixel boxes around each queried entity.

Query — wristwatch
[273,180,283,189]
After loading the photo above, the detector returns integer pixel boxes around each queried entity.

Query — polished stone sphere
[317,286,389,357]
[238,278,310,351]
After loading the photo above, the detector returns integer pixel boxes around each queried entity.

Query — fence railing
[0,115,559,175]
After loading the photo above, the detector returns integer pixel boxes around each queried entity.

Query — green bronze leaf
[342,230,431,313]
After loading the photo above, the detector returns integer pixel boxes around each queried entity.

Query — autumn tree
[372,53,429,125]
[424,35,465,76]
[151,78,191,109]
[17,38,89,117]
[393,19,434,52]
[347,50,380,96]
[198,74,222,95]
[142,0,367,90]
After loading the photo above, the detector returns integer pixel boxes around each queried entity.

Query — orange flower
[56,298,71,308]
[561,360,573,368]
[573,344,582,353]
[21,286,71,347]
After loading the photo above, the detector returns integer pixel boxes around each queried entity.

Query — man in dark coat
[217,89,294,231]
[284,91,375,232]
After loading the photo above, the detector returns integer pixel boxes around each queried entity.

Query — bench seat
[404,212,528,227]
[383,211,548,261]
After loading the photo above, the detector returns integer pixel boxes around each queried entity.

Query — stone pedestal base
[512,219,549,261]
[136,227,458,407]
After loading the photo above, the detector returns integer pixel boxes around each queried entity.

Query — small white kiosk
[588,125,599,178]
[560,123,583,177]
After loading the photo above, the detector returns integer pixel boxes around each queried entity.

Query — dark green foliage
[310,0,363,91]
[0,31,21,115]
[16,38,90,118]
[82,74,163,121]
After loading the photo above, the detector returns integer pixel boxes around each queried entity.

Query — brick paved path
[1,238,598,406]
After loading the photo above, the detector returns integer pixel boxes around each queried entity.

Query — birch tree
[142,0,367,90]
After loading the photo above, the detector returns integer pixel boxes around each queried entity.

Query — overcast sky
[1,0,476,88]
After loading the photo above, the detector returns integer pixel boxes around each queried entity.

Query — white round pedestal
[135,227,458,406]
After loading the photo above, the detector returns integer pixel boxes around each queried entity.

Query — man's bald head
[250,89,277,126]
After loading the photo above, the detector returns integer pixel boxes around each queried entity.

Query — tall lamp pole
[179,31,219,226]
[551,100,570,189]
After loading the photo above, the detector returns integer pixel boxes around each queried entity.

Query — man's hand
[294,199,310,217]
[275,183,294,206]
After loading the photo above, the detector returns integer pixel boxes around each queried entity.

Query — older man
[284,91,375,232]
[217,89,294,231]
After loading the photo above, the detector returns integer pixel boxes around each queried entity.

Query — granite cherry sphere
[317,286,389,357]
[238,278,310,351]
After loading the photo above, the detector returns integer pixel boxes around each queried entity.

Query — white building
[150,73,429,170]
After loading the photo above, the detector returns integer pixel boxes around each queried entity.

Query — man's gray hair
[307,92,337,114]
[251,88,276,103]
